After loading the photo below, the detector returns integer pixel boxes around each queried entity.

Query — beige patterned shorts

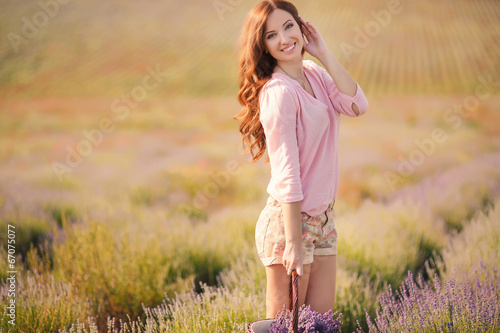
[255,195,337,266]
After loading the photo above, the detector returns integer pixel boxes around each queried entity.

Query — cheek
[294,27,304,40]
[264,38,277,52]
[263,39,270,50]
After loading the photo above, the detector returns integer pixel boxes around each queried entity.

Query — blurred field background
[0,0,499,332]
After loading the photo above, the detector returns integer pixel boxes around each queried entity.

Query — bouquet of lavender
[269,305,342,333]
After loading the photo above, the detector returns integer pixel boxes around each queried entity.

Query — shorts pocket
[323,217,337,242]
[321,211,329,228]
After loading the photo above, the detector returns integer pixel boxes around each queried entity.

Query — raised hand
[299,17,331,60]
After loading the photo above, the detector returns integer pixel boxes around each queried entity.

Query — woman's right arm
[259,80,304,276]
[282,201,304,276]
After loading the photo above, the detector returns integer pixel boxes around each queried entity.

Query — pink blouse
[259,59,368,216]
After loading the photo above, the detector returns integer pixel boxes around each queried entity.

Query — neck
[276,60,305,79]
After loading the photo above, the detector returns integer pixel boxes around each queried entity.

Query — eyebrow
[265,19,292,36]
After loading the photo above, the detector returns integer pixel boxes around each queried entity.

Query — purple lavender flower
[356,267,500,332]
[269,305,342,333]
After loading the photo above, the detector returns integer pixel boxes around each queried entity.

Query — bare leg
[264,263,311,318]
[305,255,336,313]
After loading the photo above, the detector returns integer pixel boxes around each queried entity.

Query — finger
[299,17,311,34]
[288,260,296,275]
[302,27,315,42]
[305,21,318,33]
[297,265,303,277]
[299,17,313,31]
[302,25,311,36]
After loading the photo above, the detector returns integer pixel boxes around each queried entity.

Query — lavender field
[0,0,499,332]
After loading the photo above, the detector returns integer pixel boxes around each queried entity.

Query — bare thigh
[305,255,337,313]
[264,263,311,318]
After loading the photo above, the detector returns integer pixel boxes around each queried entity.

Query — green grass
[437,196,500,283]
[337,199,447,288]
[0,270,92,332]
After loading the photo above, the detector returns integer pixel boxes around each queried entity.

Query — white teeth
[283,43,295,52]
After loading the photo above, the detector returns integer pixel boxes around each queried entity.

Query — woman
[235,0,368,318]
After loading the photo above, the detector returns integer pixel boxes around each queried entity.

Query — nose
[279,33,289,46]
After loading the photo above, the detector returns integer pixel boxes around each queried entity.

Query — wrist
[286,237,302,244]
[318,50,336,68]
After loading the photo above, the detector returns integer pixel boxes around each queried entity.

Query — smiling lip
[281,42,296,52]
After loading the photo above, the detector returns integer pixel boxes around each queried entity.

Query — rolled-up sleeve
[316,62,369,117]
[259,81,303,203]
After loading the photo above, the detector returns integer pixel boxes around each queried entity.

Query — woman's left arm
[300,17,364,115]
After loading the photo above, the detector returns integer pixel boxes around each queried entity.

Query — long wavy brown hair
[234,0,304,162]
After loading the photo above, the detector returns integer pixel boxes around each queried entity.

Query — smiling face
[263,9,304,63]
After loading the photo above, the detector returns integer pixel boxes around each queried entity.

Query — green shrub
[0,215,53,268]
[337,199,447,288]
[437,196,500,283]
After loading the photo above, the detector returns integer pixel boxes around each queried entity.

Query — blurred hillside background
[0,0,499,332]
